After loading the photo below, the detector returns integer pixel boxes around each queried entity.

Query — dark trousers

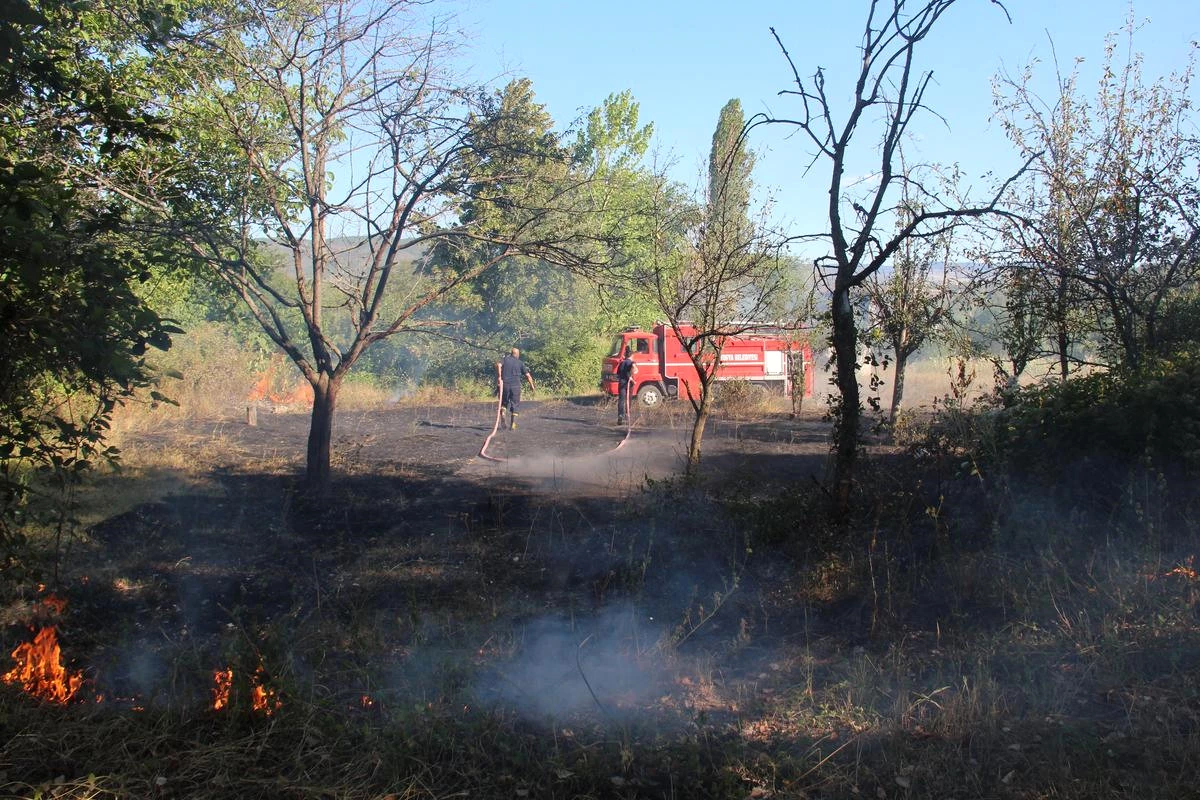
[501,384,521,415]
[617,382,631,422]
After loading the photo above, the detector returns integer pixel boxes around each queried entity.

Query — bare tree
[118,1,612,494]
[755,0,1028,515]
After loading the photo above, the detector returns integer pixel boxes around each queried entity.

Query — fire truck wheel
[637,384,663,407]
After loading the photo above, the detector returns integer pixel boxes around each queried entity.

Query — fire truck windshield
[607,336,626,357]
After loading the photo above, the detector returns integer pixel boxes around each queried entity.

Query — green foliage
[945,349,1200,539]
[571,89,653,173]
[417,87,665,395]
[995,350,1200,478]
[0,0,189,577]
[705,98,754,246]
[1153,288,1200,357]
[522,331,609,395]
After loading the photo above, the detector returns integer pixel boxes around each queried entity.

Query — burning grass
[3,626,84,704]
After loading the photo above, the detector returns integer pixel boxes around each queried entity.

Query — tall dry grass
[110,323,408,438]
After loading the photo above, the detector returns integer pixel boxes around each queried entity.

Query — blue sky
[454,0,1198,245]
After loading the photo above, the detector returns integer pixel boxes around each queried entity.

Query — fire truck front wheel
[637,384,664,407]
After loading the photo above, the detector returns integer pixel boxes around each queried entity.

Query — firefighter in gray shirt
[496,347,535,429]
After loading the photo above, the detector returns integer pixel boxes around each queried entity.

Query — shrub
[906,347,1200,542]
[993,347,1200,480]
[713,380,769,418]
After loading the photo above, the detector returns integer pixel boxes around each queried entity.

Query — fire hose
[478,387,635,463]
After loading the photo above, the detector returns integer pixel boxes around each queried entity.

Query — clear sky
[453,0,1198,246]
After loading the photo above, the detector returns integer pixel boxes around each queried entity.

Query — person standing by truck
[496,347,535,430]
[616,346,638,425]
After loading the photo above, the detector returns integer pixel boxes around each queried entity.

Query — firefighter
[496,347,535,430]
[616,345,638,425]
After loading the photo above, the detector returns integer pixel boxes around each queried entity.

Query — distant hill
[257,236,427,277]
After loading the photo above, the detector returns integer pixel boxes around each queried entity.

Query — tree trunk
[889,348,908,424]
[1108,295,1140,370]
[1055,270,1071,381]
[686,384,713,477]
[1010,356,1027,388]
[791,349,806,416]
[305,372,341,496]
[830,285,860,516]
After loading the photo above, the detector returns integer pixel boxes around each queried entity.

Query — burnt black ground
[126,395,833,492]
[8,398,1195,800]
[41,397,836,711]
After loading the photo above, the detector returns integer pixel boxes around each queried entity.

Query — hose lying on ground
[478,394,634,462]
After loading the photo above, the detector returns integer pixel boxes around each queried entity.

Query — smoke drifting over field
[479,438,683,496]
[475,606,667,719]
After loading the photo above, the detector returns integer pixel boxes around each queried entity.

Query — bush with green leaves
[520,333,608,396]
[969,348,1200,534]
[1154,289,1200,357]
[995,349,1200,474]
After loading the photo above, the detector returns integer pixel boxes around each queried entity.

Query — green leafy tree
[993,23,1200,372]
[423,87,660,394]
[0,0,186,574]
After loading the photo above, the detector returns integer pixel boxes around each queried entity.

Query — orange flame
[274,382,314,406]
[42,594,68,615]
[246,359,314,407]
[250,666,282,716]
[212,668,233,711]
[247,372,273,403]
[3,627,84,704]
[1163,556,1198,581]
[211,666,281,715]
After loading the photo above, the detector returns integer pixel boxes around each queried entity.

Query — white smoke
[475,606,667,720]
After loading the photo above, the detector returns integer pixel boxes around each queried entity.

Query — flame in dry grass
[212,668,233,710]
[41,594,68,615]
[1163,556,1198,581]
[211,665,282,715]
[246,358,314,407]
[247,372,272,402]
[251,666,282,716]
[3,626,84,704]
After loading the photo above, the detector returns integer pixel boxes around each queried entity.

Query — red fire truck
[599,323,813,406]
